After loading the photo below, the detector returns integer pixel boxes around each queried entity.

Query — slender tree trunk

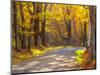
[41,18,46,46]
[67,20,71,45]
[83,21,87,47]
[19,3,26,50]
[34,3,42,46]
[63,6,72,45]
[28,34,31,50]
[27,3,35,50]
[41,4,47,46]
[13,2,17,50]
[21,28,26,49]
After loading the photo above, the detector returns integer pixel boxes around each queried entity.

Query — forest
[12,1,96,73]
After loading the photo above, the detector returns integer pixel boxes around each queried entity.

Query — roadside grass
[12,46,65,64]
[75,49,85,64]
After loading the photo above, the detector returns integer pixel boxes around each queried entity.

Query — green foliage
[75,49,85,64]
[75,49,85,56]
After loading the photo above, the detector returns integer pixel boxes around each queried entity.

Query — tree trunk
[67,20,71,45]
[34,3,42,46]
[63,6,72,45]
[19,3,26,50]
[83,21,87,47]
[13,2,17,50]
[89,6,96,59]
[41,4,47,46]
[27,3,35,50]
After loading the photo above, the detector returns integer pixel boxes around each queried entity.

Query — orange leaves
[81,49,96,69]
[82,50,91,63]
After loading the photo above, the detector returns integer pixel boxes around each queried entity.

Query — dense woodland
[12,1,96,68]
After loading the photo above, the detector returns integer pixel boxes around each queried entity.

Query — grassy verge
[12,46,64,64]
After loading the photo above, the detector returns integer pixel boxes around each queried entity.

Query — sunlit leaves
[15,2,90,45]
[75,49,85,64]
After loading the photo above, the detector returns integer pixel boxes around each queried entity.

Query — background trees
[12,2,96,56]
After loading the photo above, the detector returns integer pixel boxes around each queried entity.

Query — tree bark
[67,20,71,45]
[63,6,72,45]
[41,4,48,46]
[19,3,26,50]
[34,3,42,46]
[13,1,17,50]
[89,6,96,59]
[27,3,35,50]
[83,21,87,47]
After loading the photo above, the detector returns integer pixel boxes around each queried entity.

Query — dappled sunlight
[40,54,57,59]
[23,61,40,69]
[13,46,66,64]
[31,46,66,56]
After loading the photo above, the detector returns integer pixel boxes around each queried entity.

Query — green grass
[75,49,85,64]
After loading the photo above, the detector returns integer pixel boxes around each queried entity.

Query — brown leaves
[81,49,96,69]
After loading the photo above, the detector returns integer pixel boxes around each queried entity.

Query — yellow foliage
[12,51,33,64]
[75,49,85,56]
[31,49,45,56]
[75,49,86,64]
[13,2,92,65]
[76,56,83,64]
